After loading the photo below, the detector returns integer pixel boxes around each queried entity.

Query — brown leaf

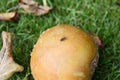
[90,33,105,48]
[0,12,18,21]
[0,31,24,80]
[19,0,52,16]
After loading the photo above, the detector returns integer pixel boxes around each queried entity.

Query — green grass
[0,0,120,80]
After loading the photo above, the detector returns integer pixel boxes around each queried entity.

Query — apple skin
[30,25,98,80]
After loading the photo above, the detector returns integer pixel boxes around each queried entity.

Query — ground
[0,0,120,80]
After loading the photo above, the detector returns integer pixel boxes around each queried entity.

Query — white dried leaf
[19,0,52,16]
[0,31,24,80]
[0,12,18,21]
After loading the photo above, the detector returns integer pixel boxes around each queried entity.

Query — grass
[0,0,120,80]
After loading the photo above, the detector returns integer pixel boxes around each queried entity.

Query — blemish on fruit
[74,72,85,78]
[60,37,67,41]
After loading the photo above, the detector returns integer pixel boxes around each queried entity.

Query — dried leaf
[0,31,24,80]
[90,33,104,48]
[0,12,18,21]
[19,0,37,5]
[19,0,52,16]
